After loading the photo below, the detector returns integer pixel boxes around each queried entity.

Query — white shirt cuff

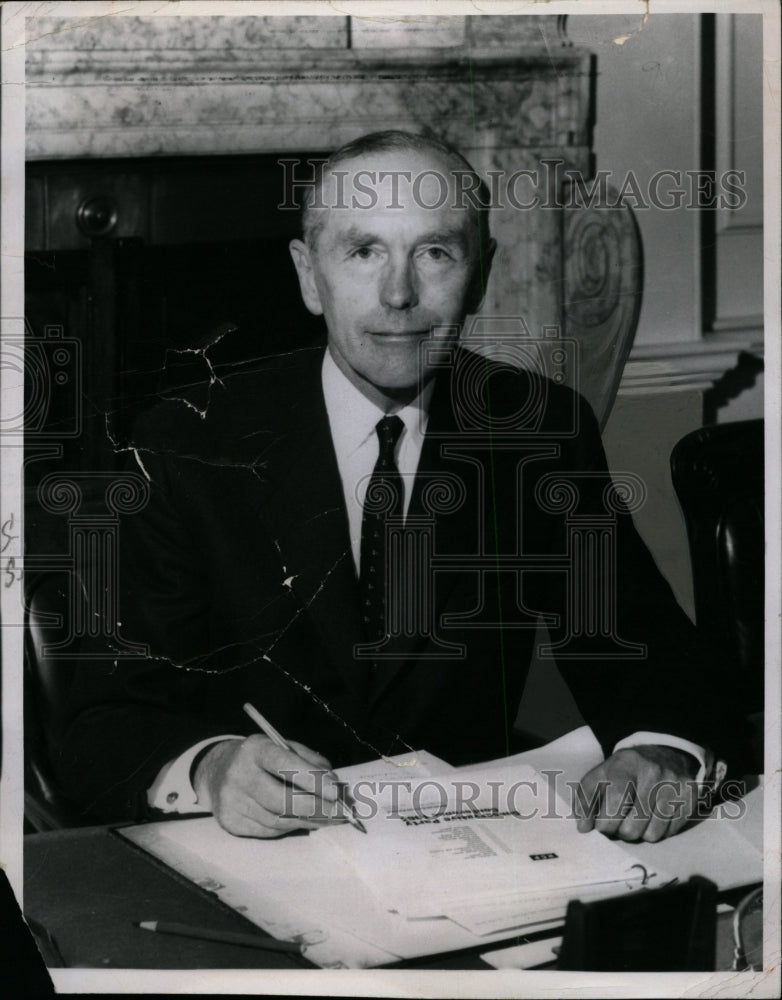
[612,731,718,784]
[147,735,243,813]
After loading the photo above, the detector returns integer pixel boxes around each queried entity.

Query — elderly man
[55,131,730,842]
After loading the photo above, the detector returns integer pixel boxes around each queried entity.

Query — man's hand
[575,745,701,843]
[193,735,344,837]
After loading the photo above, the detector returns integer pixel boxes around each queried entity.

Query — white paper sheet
[445,875,670,936]
[614,780,763,889]
[481,936,563,970]
[327,759,647,917]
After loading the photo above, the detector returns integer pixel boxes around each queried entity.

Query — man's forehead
[327,219,472,249]
[313,149,476,238]
[323,147,469,192]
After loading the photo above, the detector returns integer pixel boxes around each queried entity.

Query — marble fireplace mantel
[25,44,592,162]
[25,12,586,161]
[26,25,594,354]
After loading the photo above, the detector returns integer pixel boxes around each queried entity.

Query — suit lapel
[255,347,505,711]
[255,352,371,700]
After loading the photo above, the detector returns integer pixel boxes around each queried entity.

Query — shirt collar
[322,348,433,457]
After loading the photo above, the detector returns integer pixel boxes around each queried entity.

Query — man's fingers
[251,738,341,803]
[575,765,603,832]
[594,779,637,837]
[638,782,689,843]
[639,810,671,843]
[197,734,348,839]
[204,736,346,837]
[288,740,333,771]
[213,777,328,838]
[243,759,342,824]
[249,797,322,834]
[215,796,320,838]
[575,748,702,842]
[647,780,697,841]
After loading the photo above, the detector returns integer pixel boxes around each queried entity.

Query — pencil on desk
[242,702,367,833]
[136,920,302,953]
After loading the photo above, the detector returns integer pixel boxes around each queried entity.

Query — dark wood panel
[26,154,326,252]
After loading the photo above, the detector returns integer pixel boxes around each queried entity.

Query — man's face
[289,149,494,406]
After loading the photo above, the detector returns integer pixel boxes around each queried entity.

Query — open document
[320,760,650,918]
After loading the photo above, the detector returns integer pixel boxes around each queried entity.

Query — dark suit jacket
[54,344,732,823]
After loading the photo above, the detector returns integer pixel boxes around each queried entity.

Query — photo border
[2,1,779,996]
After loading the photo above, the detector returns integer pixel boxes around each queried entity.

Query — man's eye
[352,246,375,260]
[422,247,451,261]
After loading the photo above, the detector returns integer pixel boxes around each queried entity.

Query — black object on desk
[557,876,718,971]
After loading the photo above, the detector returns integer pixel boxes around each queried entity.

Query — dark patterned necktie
[360,415,405,644]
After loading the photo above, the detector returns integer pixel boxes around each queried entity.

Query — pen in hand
[242,702,367,834]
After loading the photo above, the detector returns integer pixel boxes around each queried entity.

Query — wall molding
[25,45,591,160]
[26,46,583,85]
[619,329,763,395]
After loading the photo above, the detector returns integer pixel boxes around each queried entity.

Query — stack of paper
[321,760,658,929]
[120,729,763,968]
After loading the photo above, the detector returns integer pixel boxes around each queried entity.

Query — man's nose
[380,255,418,310]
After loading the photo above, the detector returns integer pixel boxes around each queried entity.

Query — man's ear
[466,237,497,314]
[289,239,324,316]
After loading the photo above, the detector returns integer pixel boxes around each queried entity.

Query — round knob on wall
[76,196,118,237]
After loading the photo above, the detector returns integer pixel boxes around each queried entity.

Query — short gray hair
[300,129,492,254]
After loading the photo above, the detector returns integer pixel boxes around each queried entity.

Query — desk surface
[24,825,529,970]
[24,825,751,972]
[24,826,310,970]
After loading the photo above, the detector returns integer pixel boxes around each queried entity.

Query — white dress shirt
[321,348,434,573]
[147,349,712,813]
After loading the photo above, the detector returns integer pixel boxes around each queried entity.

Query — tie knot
[376,415,404,459]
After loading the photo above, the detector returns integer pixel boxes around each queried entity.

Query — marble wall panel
[25,13,565,53]
[467,15,562,46]
[27,60,591,158]
[25,15,349,52]
[469,145,589,343]
[350,15,465,48]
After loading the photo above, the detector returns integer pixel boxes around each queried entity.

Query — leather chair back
[670,419,764,771]
[24,573,78,830]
